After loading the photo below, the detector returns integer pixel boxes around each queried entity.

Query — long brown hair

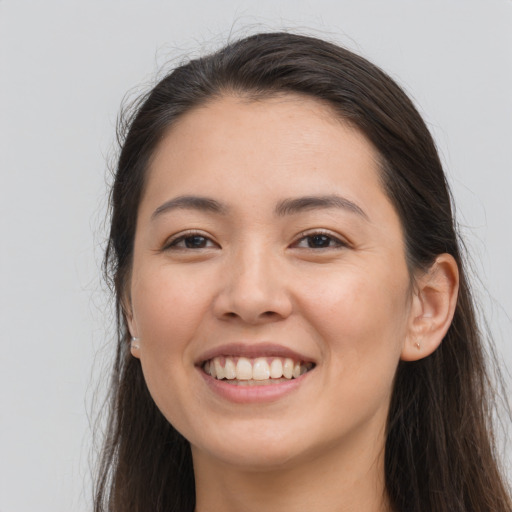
[95,32,511,511]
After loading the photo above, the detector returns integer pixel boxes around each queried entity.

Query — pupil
[185,236,206,248]
[309,235,330,248]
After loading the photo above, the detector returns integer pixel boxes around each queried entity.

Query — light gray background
[1,1,510,511]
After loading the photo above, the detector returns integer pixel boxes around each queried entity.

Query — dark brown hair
[96,32,511,511]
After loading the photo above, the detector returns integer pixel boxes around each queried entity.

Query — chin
[197,443,301,471]
[189,419,323,471]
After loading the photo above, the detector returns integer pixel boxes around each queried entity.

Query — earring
[415,340,421,350]
[131,336,140,350]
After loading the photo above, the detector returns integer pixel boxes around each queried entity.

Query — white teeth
[205,360,216,377]
[236,357,253,380]
[252,358,270,380]
[214,358,225,380]
[283,358,294,379]
[224,358,237,379]
[270,358,283,379]
[205,355,313,382]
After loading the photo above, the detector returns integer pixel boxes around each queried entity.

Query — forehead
[139,93,398,229]
[163,93,365,156]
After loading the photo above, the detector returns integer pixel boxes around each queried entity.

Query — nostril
[224,311,277,319]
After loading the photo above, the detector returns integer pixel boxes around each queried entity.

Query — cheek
[130,265,216,429]
[131,264,215,359]
[297,264,410,370]
[300,268,410,426]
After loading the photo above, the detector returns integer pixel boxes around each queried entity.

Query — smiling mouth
[202,356,315,385]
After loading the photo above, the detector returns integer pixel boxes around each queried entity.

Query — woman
[95,32,511,511]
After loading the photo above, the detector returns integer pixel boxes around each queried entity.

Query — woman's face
[128,94,414,469]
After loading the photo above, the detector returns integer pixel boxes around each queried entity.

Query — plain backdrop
[1,1,511,510]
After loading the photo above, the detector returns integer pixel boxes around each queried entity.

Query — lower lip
[199,369,311,404]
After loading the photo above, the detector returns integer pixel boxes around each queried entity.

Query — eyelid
[162,229,219,250]
[291,229,350,249]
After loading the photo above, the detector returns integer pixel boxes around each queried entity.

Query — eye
[165,231,218,250]
[293,231,347,249]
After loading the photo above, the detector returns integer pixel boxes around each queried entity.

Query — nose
[212,245,293,325]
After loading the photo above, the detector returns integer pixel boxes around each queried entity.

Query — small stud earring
[415,341,421,350]
[131,336,140,350]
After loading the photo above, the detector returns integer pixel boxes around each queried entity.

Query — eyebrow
[275,195,369,220]
[151,195,228,219]
[151,193,368,221]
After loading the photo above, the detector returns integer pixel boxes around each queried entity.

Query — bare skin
[193,408,391,512]
[127,94,458,512]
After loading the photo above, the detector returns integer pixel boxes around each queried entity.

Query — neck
[193,425,392,512]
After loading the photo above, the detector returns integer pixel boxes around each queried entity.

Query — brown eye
[307,234,332,248]
[183,235,208,248]
[166,233,217,250]
[294,232,346,249]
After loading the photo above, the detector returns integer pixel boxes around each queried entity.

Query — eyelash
[292,230,348,250]
[164,229,348,251]
[164,230,218,250]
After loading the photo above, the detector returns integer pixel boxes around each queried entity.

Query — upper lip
[195,342,316,365]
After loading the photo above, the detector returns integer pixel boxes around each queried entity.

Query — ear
[122,289,141,359]
[401,254,459,361]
